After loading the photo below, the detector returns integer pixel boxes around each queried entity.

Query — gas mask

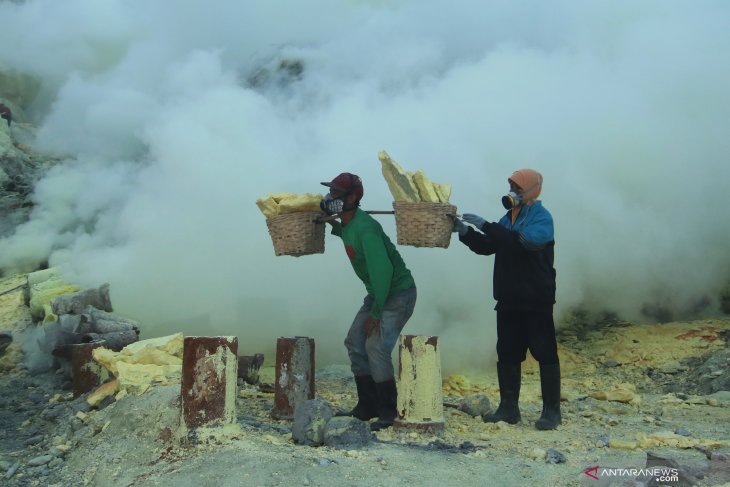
[501,191,522,210]
[320,194,346,215]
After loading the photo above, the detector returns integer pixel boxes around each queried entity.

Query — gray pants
[344,286,417,383]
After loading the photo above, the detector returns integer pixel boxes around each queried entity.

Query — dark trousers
[496,309,559,365]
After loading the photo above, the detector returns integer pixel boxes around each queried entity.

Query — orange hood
[508,169,543,205]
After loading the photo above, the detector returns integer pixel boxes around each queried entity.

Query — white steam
[1,0,729,372]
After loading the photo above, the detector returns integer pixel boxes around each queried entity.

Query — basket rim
[266,210,324,222]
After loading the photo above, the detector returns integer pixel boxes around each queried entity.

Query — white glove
[463,213,487,228]
[453,218,468,236]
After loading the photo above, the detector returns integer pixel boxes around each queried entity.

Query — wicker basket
[266,212,325,256]
[393,201,457,248]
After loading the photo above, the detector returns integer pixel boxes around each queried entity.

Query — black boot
[370,379,398,431]
[482,363,521,424]
[535,363,561,430]
[338,375,378,420]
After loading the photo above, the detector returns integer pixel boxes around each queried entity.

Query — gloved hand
[364,317,381,337]
[453,218,468,236]
[463,213,487,228]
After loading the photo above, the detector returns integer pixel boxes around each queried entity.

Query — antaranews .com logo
[584,465,680,483]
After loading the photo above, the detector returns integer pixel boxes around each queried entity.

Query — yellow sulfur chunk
[270,192,297,203]
[434,183,452,203]
[412,170,440,203]
[257,193,323,217]
[379,150,451,203]
[92,333,184,395]
[277,193,323,214]
[378,151,420,202]
[256,195,279,218]
[87,379,119,407]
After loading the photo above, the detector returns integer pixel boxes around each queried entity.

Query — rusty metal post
[181,336,238,429]
[71,340,109,398]
[272,336,315,419]
[394,335,445,433]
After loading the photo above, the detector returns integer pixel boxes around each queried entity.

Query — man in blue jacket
[453,169,560,430]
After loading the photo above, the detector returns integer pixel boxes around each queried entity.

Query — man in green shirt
[320,172,417,431]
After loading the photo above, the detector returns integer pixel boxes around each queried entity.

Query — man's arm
[459,227,498,255]
[360,231,393,320]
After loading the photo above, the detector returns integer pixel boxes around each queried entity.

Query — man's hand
[463,213,487,229]
[453,218,468,236]
[364,317,381,337]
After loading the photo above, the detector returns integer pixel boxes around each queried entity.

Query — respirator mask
[320,193,347,215]
[501,192,522,210]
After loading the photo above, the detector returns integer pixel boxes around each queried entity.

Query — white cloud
[1,0,729,372]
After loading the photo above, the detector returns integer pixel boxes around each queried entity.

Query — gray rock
[291,399,333,446]
[323,417,373,449]
[5,461,20,479]
[545,448,566,464]
[644,451,700,487]
[70,399,91,413]
[660,362,687,374]
[27,464,50,477]
[23,434,45,446]
[27,454,53,466]
[707,390,730,403]
[458,394,492,417]
[693,350,730,394]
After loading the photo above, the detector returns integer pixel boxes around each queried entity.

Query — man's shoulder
[354,209,382,229]
[531,201,552,218]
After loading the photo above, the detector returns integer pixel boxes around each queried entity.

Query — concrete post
[272,336,315,419]
[394,335,445,433]
[71,340,109,398]
[181,336,238,429]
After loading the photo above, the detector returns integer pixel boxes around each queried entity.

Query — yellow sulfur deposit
[27,268,80,324]
[379,150,452,203]
[256,192,323,218]
[92,333,184,395]
[87,379,119,407]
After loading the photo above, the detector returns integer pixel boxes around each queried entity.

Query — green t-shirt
[331,208,415,319]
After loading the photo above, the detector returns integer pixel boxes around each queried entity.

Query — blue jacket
[459,201,556,311]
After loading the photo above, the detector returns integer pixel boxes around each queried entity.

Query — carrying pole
[315,210,394,223]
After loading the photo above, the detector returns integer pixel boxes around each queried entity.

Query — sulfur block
[378,151,419,202]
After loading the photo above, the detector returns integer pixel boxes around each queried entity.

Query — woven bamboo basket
[393,201,457,248]
[266,211,325,256]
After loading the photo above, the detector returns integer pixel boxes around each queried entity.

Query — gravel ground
[1,278,730,487]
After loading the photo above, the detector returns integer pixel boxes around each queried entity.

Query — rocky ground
[1,274,730,487]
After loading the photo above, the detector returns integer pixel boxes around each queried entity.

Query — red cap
[320,172,364,201]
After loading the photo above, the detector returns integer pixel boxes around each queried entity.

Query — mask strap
[519,174,542,199]
[341,173,360,211]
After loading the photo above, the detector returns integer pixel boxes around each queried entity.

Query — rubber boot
[535,363,562,430]
[337,375,378,420]
[482,363,521,424]
[370,379,398,431]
